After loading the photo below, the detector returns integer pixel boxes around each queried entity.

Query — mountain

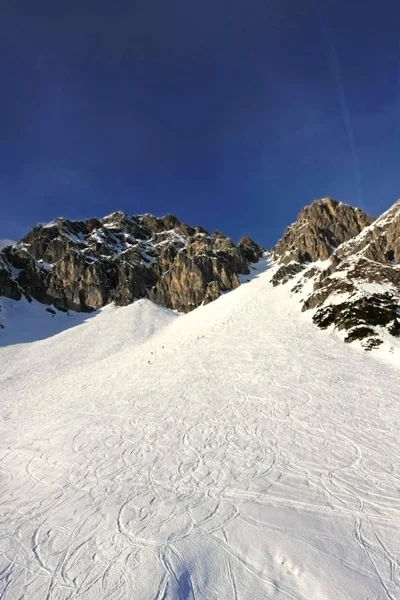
[302,202,400,349]
[1,255,400,599]
[1,197,400,352]
[271,197,373,265]
[0,212,263,314]
[271,197,400,350]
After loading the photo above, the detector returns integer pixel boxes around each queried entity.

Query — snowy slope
[1,260,400,599]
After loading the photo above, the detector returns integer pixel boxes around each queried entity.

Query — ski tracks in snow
[1,268,400,598]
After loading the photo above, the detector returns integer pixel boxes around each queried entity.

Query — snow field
[1,260,400,599]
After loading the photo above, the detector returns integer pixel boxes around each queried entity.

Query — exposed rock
[301,202,400,348]
[203,281,221,306]
[238,236,265,263]
[311,293,399,345]
[334,199,400,264]
[3,195,398,352]
[0,254,22,301]
[148,251,242,313]
[272,197,400,350]
[271,263,304,287]
[0,212,264,315]
[272,197,373,265]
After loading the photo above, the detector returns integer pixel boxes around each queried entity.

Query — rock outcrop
[272,197,373,265]
[2,197,399,352]
[0,212,264,315]
[272,197,400,350]
[302,202,400,348]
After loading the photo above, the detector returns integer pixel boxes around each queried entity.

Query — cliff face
[272,197,400,350]
[272,197,373,265]
[0,212,264,315]
[302,201,400,349]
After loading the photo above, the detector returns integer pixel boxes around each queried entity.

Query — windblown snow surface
[1,260,400,600]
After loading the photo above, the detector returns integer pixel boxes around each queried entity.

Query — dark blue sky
[1,1,399,247]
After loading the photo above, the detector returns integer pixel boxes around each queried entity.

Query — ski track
[1,262,400,599]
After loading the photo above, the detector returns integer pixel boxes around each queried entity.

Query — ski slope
[1,260,400,599]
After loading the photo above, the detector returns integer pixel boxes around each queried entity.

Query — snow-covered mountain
[0,212,263,314]
[271,197,400,350]
[1,254,400,599]
[2,196,399,351]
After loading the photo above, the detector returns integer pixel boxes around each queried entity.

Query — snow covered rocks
[272,197,400,350]
[0,212,264,315]
[1,197,400,351]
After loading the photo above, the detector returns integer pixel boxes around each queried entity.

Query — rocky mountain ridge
[272,197,400,350]
[0,212,264,317]
[272,197,373,265]
[1,197,399,351]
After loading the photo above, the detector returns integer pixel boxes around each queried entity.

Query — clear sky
[1,1,399,247]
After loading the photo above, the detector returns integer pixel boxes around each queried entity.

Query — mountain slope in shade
[1,259,400,599]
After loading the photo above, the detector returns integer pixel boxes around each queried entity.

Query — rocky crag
[271,197,400,350]
[1,198,399,351]
[0,212,264,316]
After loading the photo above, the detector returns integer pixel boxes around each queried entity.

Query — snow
[0,297,90,345]
[102,211,127,222]
[311,280,398,306]
[324,269,348,280]
[89,230,107,244]
[336,200,399,261]
[42,220,58,228]
[84,255,99,264]
[356,281,398,295]
[87,228,145,259]
[139,248,156,265]
[314,290,354,306]
[154,231,189,249]
[1,259,400,599]
[64,231,86,245]
[37,259,53,272]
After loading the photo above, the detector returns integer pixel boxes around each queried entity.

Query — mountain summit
[1,198,400,351]
[0,213,263,314]
[267,197,399,350]
[272,197,373,264]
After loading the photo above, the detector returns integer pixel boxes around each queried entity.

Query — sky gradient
[1,1,399,247]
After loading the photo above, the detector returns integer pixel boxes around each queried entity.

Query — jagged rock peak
[333,198,400,264]
[275,197,400,350]
[272,197,374,265]
[0,211,264,315]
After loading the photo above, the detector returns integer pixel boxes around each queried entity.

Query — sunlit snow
[1,259,400,599]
